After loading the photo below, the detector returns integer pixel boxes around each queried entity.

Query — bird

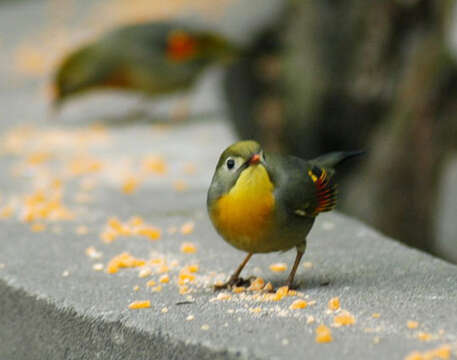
[52,21,240,107]
[207,140,363,290]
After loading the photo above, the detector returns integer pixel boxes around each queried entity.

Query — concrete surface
[1,1,457,359]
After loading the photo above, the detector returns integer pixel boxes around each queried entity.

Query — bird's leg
[214,253,253,290]
[286,242,306,290]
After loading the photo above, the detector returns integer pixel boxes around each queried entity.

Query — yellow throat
[213,164,275,248]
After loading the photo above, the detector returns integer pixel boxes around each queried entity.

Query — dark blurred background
[1,0,456,263]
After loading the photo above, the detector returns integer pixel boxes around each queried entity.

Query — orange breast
[211,165,275,251]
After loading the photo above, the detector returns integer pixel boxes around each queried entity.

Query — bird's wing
[270,155,337,218]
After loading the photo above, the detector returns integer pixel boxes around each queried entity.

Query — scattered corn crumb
[85,246,102,259]
[31,222,46,232]
[179,285,190,294]
[76,225,89,235]
[146,280,156,287]
[173,180,188,192]
[263,282,273,292]
[232,286,245,294]
[159,274,170,283]
[180,242,197,254]
[62,270,70,277]
[307,315,315,324]
[151,285,163,292]
[92,263,104,271]
[215,292,231,301]
[186,264,199,273]
[133,285,140,291]
[186,315,194,321]
[122,176,140,194]
[404,344,451,360]
[106,252,145,274]
[161,307,168,313]
[372,313,381,318]
[138,268,152,278]
[407,321,419,329]
[417,332,433,342]
[249,307,262,313]
[269,263,287,272]
[180,221,195,235]
[302,261,313,269]
[290,299,308,310]
[201,324,210,331]
[315,324,332,343]
[328,297,340,311]
[142,155,167,175]
[333,311,356,326]
[136,226,161,240]
[128,300,150,309]
[247,277,265,291]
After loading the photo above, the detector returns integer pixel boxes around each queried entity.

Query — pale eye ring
[226,158,235,170]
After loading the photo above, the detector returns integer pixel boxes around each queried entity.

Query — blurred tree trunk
[224,0,457,253]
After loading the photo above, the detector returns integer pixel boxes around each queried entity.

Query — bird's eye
[226,158,235,170]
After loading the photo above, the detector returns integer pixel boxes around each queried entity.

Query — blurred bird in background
[52,21,240,113]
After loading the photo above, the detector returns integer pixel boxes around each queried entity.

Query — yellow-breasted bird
[207,140,362,289]
[53,21,239,106]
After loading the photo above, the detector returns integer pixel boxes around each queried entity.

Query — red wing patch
[308,166,337,215]
[166,30,197,62]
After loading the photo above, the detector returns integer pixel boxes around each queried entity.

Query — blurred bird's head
[165,29,240,64]
[52,43,111,108]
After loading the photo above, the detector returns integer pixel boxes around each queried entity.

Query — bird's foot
[214,276,251,291]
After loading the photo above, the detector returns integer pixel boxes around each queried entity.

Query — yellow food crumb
[92,263,104,271]
[128,300,151,309]
[315,324,332,343]
[186,264,199,273]
[404,344,451,360]
[0,205,14,218]
[407,321,419,329]
[122,176,140,194]
[249,307,262,313]
[108,217,131,236]
[180,242,197,254]
[128,216,144,227]
[85,246,102,259]
[247,277,265,291]
[179,285,190,294]
[180,221,195,235]
[150,285,163,292]
[201,324,210,331]
[106,252,146,274]
[159,274,170,283]
[215,292,231,301]
[333,311,356,326]
[76,225,89,235]
[186,315,195,321]
[138,268,152,278]
[302,261,313,269]
[372,313,381,318]
[142,155,167,175]
[263,282,273,292]
[133,285,140,291]
[328,297,340,311]
[146,280,156,287]
[289,299,308,310]
[31,222,46,232]
[136,226,161,240]
[232,286,245,294]
[161,307,168,313]
[269,263,287,272]
[172,180,188,192]
[417,332,432,342]
[307,315,315,324]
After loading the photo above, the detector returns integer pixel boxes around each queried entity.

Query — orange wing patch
[308,166,337,215]
[166,30,197,62]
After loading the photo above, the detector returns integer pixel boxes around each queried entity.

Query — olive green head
[53,43,109,106]
[208,140,264,204]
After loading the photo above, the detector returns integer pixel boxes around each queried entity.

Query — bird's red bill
[249,154,261,165]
